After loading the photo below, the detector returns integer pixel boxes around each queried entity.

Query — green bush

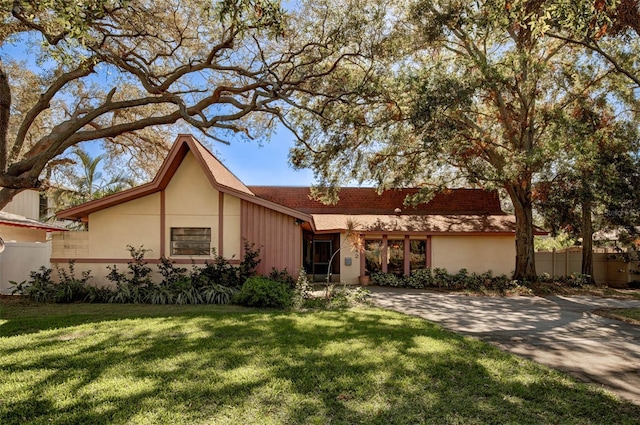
[268,267,296,287]
[234,277,293,309]
[292,269,314,308]
[371,272,403,287]
[369,268,521,295]
[11,266,55,302]
[405,268,433,288]
[190,241,261,289]
[323,284,370,308]
[11,262,100,303]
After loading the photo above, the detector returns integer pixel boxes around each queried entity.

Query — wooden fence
[535,249,639,288]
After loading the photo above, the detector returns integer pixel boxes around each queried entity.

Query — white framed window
[170,227,211,256]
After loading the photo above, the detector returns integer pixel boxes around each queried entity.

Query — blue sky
[2,34,318,188]
[212,126,316,187]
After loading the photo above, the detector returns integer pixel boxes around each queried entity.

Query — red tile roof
[247,187,505,215]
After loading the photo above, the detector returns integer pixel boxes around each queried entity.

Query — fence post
[552,248,556,277]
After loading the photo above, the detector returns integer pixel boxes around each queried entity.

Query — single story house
[54,134,540,284]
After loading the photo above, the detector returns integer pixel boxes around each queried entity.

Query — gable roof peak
[57,134,254,220]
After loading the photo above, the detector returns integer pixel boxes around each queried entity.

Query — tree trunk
[0,60,10,173]
[581,197,596,284]
[0,187,22,211]
[506,181,537,281]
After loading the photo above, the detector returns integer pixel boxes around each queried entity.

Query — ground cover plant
[11,243,262,305]
[1,302,639,425]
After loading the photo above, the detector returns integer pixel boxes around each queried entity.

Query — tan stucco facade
[431,235,515,276]
[165,152,219,257]
[51,150,246,285]
[89,192,161,258]
[51,135,521,286]
[338,232,361,284]
[0,225,49,243]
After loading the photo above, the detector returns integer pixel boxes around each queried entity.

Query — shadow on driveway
[369,287,640,405]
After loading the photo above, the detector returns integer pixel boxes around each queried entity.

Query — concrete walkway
[368,287,640,405]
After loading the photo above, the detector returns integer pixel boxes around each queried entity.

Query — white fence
[0,242,52,294]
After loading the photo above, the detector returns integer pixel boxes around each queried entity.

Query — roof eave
[0,221,68,232]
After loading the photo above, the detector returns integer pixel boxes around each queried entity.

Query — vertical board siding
[241,201,302,276]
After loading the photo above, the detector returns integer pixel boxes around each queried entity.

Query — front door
[312,240,332,278]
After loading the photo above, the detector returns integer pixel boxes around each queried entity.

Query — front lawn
[1,302,639,424]
[594,307,640,325]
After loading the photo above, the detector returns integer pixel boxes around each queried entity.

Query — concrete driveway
[368,287,640,405]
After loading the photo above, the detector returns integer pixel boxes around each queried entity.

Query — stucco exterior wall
[89,192,161,258]
[431,235,515,276]
[0,225,49,242]
[164,152,219,257]
[50,150,251,286]
[339,232,361,284]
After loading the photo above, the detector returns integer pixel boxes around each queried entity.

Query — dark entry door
[312,240,332,277]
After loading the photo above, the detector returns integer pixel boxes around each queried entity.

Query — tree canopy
[0,0,379,209]
[289,0,639,280]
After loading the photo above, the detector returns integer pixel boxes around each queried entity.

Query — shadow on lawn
[1,307,639,424]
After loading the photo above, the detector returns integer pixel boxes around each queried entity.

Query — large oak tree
[289,0,627,280]
[0,0,378,209]
[535,96,640,281]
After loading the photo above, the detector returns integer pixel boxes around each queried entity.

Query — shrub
[368,268,518,295]
[238,240,261,284]
[269,267,296,287]
[371,272,403,287]
[234,277,293,308]
[11,262,100,303]
[125,245,154,286]
[292,269,314,308]
[201,284,238,304]
[193,250,240,288]
[52,262,94,303]
[432,268,454,288]
[106,245,154,303]
[324,284,370,308]
[191,241,261,289]
[11,266,55,302]
[405,268,433,289]
[158,257,187,286]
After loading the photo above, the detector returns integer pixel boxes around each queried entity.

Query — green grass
[595,307,640,324]
[1,302,639,424]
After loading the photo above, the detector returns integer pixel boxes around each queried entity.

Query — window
[39,193,49,220]
[410,240,427,271]
[364,239,383,276]
[387,239,404,275]
[171,227,211,256]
